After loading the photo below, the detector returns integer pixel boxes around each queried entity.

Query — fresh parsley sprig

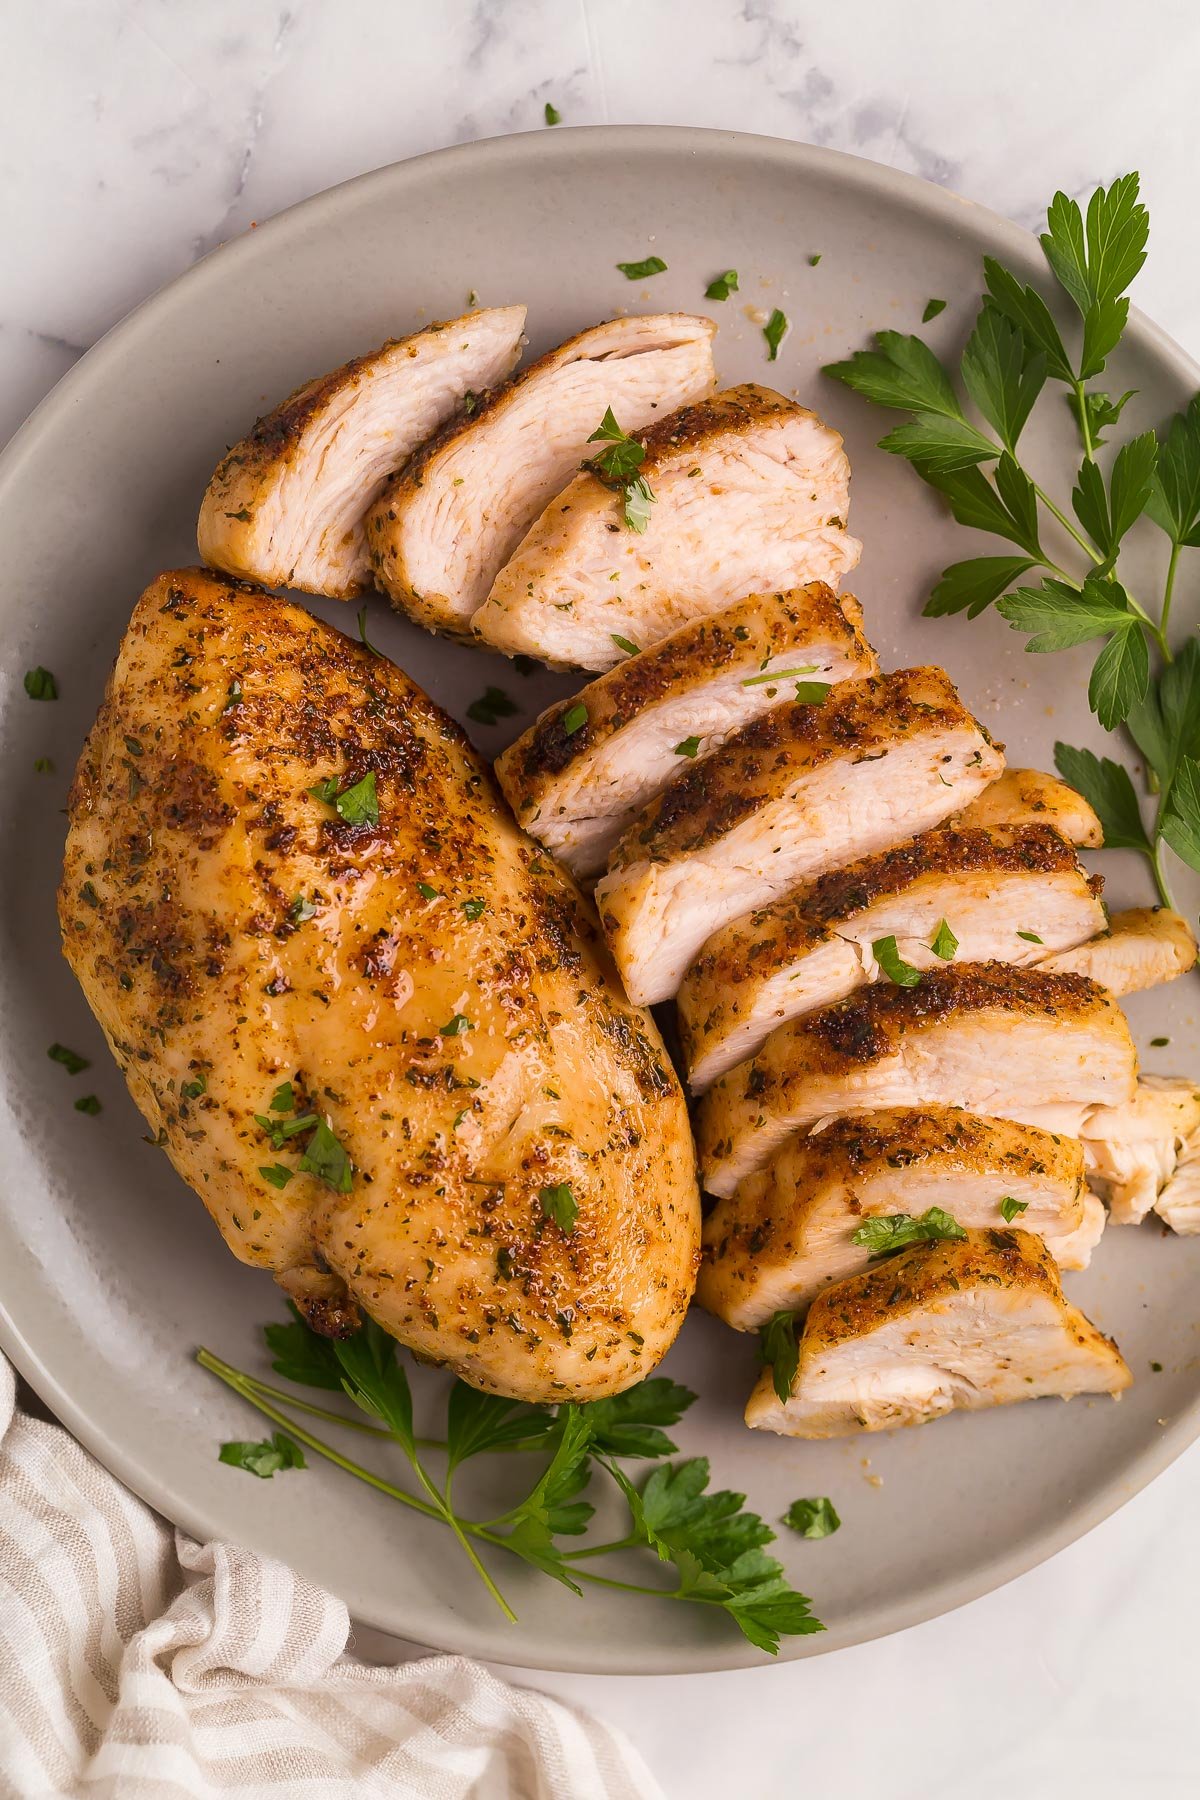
[587,408,656,533]
[199,1307,823,1653]
[824,173,1200,908]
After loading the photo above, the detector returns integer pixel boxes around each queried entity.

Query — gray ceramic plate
[2,127,1198,1675]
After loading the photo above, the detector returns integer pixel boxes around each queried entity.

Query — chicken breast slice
[366,314,716,636]
[952,767,1102,847]
[59,569,700,1402]
[678,823,1105,1091]
[595,666,1004,1006]
[472,385,862,668]
[1040,906,1197,994]
[699,1107,1096,1329]
[197,307,527,599]
[695,963,1138,1197]
[1153,1121,1200,1233]
[494,585,878,880]
[1024,1076,1200,1226]
[745,1229,1131,1439]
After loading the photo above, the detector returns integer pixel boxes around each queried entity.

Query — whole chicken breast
[472,386,861,668]
[196,307,526,599]
[698,1107,1097,1329]
[596,666,1004,1006]
[695,963,1138,1196]
[1040,906,1197,994]
[59,569,699,1402]
[745,1229,1131,1439]
[494,585,878,880]
[952,767,1102,847]
[678,824,1105,1091]
[366,314,716,636]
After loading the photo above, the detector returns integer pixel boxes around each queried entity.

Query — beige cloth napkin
[0,1355,662,1799]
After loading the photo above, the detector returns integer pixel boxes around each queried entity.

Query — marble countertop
[5,3,1200,1793]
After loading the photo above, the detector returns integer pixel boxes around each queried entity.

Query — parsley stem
[1149,833,1175,910]
[1032,480,1103,566]
[560,1535,642,1559]
[1161,540,1181,646]
[1074,380,1097,462]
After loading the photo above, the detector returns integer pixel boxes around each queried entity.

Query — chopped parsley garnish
[872,934,921,987]
[79,880,101,909]
[309,777,339,805]
[611,633,640,655]
[930,919,959,960]
[616,255,667,280]
[783,1497,841,1539]
[467,686,520,726]
[586,408,658,534]
[922,298,948,321]
[441,1013,473,1037]
[462,898,486,921]
[809,253,821,266]
[269,1081,295,1114]
[259,1164,295,1189]
[74,1094,102,1115]
[793,681,831,704]
[562,703,589,735]
[290,894,317,923]
[763,308,789,360]
[622,475,655,532]
[544,101,562,125]
[417,881,440,901]
[309,770,379,827]
[34,757,54,774]
[356,607,381,655]
[852,1207,966,1256]
[1016,929,1043,943]
[24,666,57,701]
[48,1043,89,1075]
[758,1310,799,1405]
[223,678,243,711]
[255,1111,318,1150]
[539,1182,579,1233]
[219,1432,305,1479]
[1151,1036,1170,1047]
[298,1119,354,1193]
[180,1073,208,1100]
[674,736,702,758]
[742,665,819,687]
[999,1196,1029,1222]
[705,269,739,301]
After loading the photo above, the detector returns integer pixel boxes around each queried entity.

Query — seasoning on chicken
[367,314,716,637]
[745,1229,1131,1439]
[698,1107,1098,1329]
[494,585,878,880]
[678,823,1104,1091]
[695,963,1138,1197]
[472,385,861,669]
[1040,906,1197,995]
[197,307,526,599]
[952,767,1102,847]
[595,666,1004,1006]
[59,569,700,1403]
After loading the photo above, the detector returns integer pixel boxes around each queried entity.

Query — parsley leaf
[1160,756,1200,873]
[999,1197,1029,1222]
[269,1082,296,1113]
[706,270,739,301]
[74,1095,102,1115]
[562,703,589,735]
[461,898,486,921]
[922,456,1043,556]
[440,1013,473,1036]
[922,298,947,322]
[1016,929,1043,943]
[794,681,830,705]
[782,1496,841,1539]
[334,770,379,827]
[763,309,789,361]
[259,1163,295,1189]
[544,101,562,126]
[539,1183,578,1233]
[960,303,1046,453]
[580,1377,695,1460]
[852,1207,966,1256]
[1148,394,1200,547]
[611,633,639,655]
[466,686,519,726]
[872,934,921,986]
[997,575,1133,652]
[333,1320,415,1451]
[587,410,656,532]
[616,256,667,280]
[674,736,701,758]
[290,893,317,923]
[24,666,57,700]
[219,1432,306,1479]
[1053,742,1153,853]
[48,1043,89,1075]
[930,919,958,960]
[296,1120,353,1193]
[622,474,656,532]
[982,255,1074,383]
[1079,388,1137,448]
[417,881,440,900]
[446,1383,556,1472]
[264,1306,343,1389]
[926,555,1039,619]
[758,1310,798,1405]
[180,1073,207,1100]
[1071,431,1157,565]
[1040,175,1148,377]
[1088,622,1150,729]
[824,329,967,421]
[1126,638,1200,798]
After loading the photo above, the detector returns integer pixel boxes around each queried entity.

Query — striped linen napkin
[0,1354,662,1799]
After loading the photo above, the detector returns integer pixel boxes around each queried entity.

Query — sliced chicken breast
[699,1107,1096,1329]
[1041,906,1196,994]
[1048,1076,1200,1225]
[472,385,862,668]
[367,314,716,636]
[197,307,527,599]
[678,823,1104,1091]
[494,585,878,880]
[596,667,1004,1007]
[696,964,1138,1196]
[1153,1120,1200,1233]
[953,767,1102,847]
[745,1229,1131,1439]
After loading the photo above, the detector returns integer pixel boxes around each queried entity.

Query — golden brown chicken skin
[59,569,700,1401]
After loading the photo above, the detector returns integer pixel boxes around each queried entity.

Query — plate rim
[3,123,1199,1675]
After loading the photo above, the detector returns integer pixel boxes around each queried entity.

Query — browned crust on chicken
[633,382,831,465]
[954,768,1102,847]
[496,584,875,805]
[609,668,1001,869]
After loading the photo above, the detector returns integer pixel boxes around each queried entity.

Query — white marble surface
[5,2,1200,1793]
